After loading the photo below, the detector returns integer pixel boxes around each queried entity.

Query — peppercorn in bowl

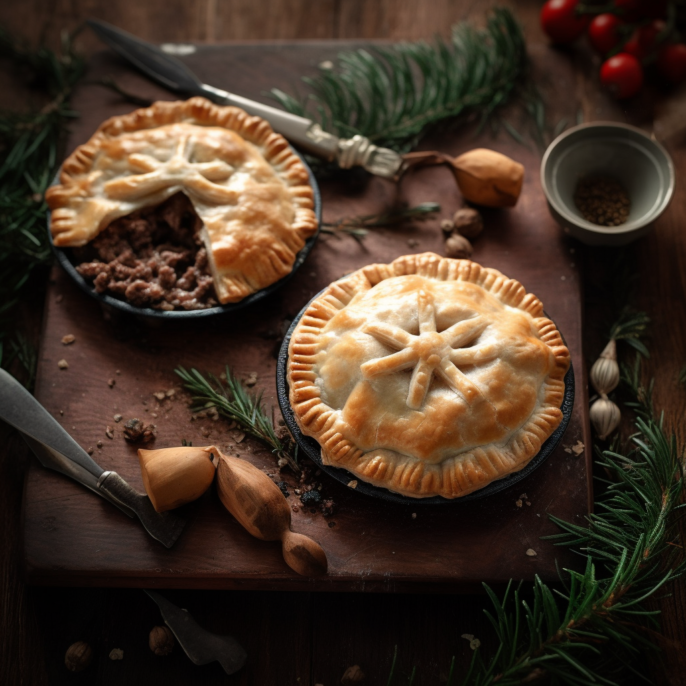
[541,122,674,246]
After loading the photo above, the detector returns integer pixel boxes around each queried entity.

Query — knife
[86,19,403,178]
[0,368,185,548]
[145,590,247,674]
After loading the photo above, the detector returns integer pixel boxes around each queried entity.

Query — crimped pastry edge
[287,253,571,499]
[47,97,318,303]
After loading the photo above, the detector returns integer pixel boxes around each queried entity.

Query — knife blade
[86,19,402,178]
[144,590,247,674]
[0,368,185,548]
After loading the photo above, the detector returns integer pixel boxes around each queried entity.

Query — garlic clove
[589,397,621,440]
[138,445,218,512]
[450,148,524,207]
[590,339,619,395]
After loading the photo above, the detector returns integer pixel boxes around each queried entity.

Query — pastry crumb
[114,414,122,422]
[347,480,358,489]
[97,440,103,448]
[526,548,537,557]
[108,648,124,661]
[411,512,417,519]
[58,359,69,370]
[108,378,115,388]
[166,388,176,398]
[153,391,166,401]
[61,334,75,345]
[115,369,121,375]
[87,447,94,455]
[515,499,523,508]
[245,371,258,387]
[572,440,585,456]
[105,427,114,439]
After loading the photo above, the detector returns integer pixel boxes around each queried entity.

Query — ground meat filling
[74,193,217,310]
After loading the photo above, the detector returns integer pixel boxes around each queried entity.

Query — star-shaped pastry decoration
[360,290,495,410]
[102,133,239,206]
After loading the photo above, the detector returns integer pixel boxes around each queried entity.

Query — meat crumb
[61,334,76,345]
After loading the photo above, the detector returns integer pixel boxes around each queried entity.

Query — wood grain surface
[24,45,591,591]
[1,1,685,684]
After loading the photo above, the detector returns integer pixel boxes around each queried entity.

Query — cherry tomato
[657,43,686,83]
[624,19,667,60]
[540,0,590,44]
[588,14,624,54]
[600,53,644,98]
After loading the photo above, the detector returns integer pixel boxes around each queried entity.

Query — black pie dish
[47,150,322,320]
[276,291,575,506]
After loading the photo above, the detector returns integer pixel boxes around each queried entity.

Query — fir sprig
[271,8,530,153]
[175,366,299,473]
[455,368,684,685]
[0,29,85,383]
[609,306,651,358]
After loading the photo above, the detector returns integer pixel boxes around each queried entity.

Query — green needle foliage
[271,8,530,153]
[454,364,685,686]
[0,29,85,382]
[175,366,299,472]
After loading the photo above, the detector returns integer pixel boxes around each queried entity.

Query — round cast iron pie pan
[276,292,575,506]
[47,150,322,320]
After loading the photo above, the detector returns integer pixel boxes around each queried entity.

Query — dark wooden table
[1,2,685,685]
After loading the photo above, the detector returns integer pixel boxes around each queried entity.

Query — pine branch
[458,368,685,685]
[175,366,300,473]
[0,29,85,383]
[271,8,531,153]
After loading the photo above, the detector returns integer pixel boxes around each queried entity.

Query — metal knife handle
[97,472,185,549]
[0,369,104,478]
[21,433,136,518]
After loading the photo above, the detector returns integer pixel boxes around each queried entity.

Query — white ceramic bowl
[541,122,674,246]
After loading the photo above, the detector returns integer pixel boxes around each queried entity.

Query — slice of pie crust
[46,97,318,303]
[287,253,571,499]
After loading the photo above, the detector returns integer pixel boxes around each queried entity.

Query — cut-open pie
[47,97,318,303]
[287,253,570,499]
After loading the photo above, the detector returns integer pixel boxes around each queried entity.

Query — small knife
[86,19,403,178]
[0,368,185,548]
[145,590,247,674]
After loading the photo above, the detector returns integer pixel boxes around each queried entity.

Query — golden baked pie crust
[287,253,570,499]
[46,97,317,303]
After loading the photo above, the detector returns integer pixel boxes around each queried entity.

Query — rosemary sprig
[271,8,530,153]
[322,201,440,240]
[175,366,299,473]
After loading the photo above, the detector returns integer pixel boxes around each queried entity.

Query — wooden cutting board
[23,44,592,591]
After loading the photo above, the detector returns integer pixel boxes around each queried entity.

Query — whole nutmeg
[440,218,455,235]
[65,641,93,672]
[341,664,366,684]
[445,234,473,259]
[149,625,175,656]
[452,208,483,238]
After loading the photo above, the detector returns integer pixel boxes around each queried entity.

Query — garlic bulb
[590,397,621,440]
[138,445,218,512]
[590,339,619,395]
